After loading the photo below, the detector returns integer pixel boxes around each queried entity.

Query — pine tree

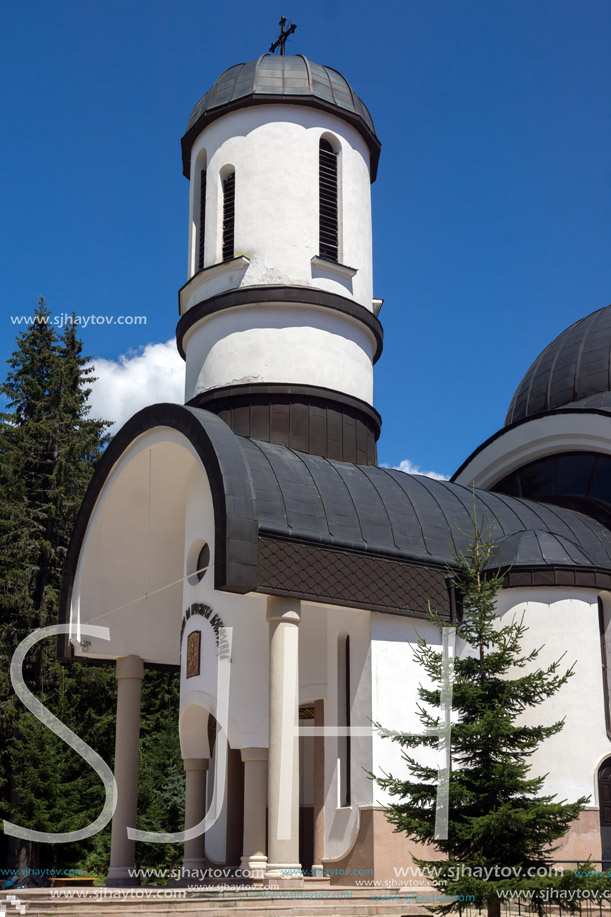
[0,301,113,872]
[375,514,589,915]
[0,302,185,880]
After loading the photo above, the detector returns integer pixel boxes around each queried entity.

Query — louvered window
[222,171,235,262]
[197,169,207,271]
[319,139,338,262]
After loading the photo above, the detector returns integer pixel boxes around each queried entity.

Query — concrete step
[3,887,433,917]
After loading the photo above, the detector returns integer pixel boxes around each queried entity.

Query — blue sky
[1,0,609,476]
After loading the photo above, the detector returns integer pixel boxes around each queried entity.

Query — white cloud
[387,459,449,481]
[87,339,184,432]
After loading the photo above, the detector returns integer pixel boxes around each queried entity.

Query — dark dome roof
[181,54,381,180]
[506,304,611,426]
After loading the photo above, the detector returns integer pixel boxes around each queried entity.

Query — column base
[174,859,208,885]
[106,866,140,887]
[240,854,267,882]
[265,862,304,886]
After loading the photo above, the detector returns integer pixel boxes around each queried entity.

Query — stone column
[312,699,325,876]
[107,655,144,887]
[240,748,268,880]
[266,597,302,881]
[182,758,209,879]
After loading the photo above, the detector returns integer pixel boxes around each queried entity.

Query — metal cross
[269,16,297,55]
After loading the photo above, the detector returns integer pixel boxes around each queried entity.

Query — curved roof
[506,304,611,426]
[181,54,381,180]
[239,435,611,572]
[59,404,611,650]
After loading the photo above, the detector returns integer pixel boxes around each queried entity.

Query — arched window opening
[599,597,611,738]
[198,168,207,271]
[319,139,338,262]
[222,171,235,262]
[337,634,351,807]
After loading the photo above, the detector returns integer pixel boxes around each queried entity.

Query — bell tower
[177,51,383,463]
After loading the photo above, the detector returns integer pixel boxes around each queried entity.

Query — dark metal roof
[58,404,611,654]
[239,436,611,572]
[506,304,611,426]
[181,54,381,181]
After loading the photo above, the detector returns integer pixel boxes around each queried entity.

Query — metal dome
[181,54,381,180]
[506,304,611,426]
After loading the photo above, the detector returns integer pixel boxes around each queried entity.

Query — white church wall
[185,104,374,309]
[179,461,269,751]
[370,590,606,815]
[371,613,442,808]
[321,606,374,862]
[454,412,611,490]
[182,301,375,404]
[70,428,196,665]
[496,587,607,808]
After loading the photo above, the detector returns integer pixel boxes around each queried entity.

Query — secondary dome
[506,304,611,426]
[181,54,381,180]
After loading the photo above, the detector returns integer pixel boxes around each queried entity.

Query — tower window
[198,169,207,271]
[319,139,339,262]
[222,171,235,262]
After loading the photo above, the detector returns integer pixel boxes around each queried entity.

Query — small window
[196,543,210,582]
[319,139,338,262]
[198,169,207,271]
[222,171,235,262]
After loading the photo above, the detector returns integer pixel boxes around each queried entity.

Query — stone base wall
[323,807,603,885]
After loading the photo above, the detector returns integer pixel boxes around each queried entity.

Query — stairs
[2,886,431,917]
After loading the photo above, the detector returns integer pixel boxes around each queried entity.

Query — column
[266,596,302,881]
[240,748,268,880]
[312,699,325,877]
[182,758,209,879]
[107,654,144,887]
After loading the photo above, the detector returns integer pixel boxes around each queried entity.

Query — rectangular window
[222,172,235,262]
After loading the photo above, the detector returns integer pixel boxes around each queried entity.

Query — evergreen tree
[375,515,589,915]
[0,301,113,871]
[0,302,185,880]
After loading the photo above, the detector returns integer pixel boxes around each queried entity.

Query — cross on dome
[269,15,297,55]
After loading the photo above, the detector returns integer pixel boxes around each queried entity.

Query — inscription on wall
[180,603,230,659]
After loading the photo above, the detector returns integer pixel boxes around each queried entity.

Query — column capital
[266,596,301,625]
[241,747,268,763]
[116,654,144,680]
[183,757,209,773]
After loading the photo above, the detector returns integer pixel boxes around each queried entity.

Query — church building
[58,43,611,886]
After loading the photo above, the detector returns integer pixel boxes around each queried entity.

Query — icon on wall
[186,631,201,678]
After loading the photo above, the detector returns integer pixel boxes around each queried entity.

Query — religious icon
[186,631,201,678]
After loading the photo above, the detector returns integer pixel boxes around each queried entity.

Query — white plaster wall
[186,105,374,309]
[371,614,443,807]
[179,462,269,751]
[371,590,608,814]
[454,412,611,489]
[495,587,608,806]
[321,606,373,861]
[182,302,375,404]
[70,429,197,665]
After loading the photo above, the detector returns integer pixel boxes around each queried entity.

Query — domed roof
[506,304,611,426]
[181,54,381,180]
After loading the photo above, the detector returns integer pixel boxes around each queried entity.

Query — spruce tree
[0,302,185,879]
[375,514,589,915]
[0,301,113,872]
